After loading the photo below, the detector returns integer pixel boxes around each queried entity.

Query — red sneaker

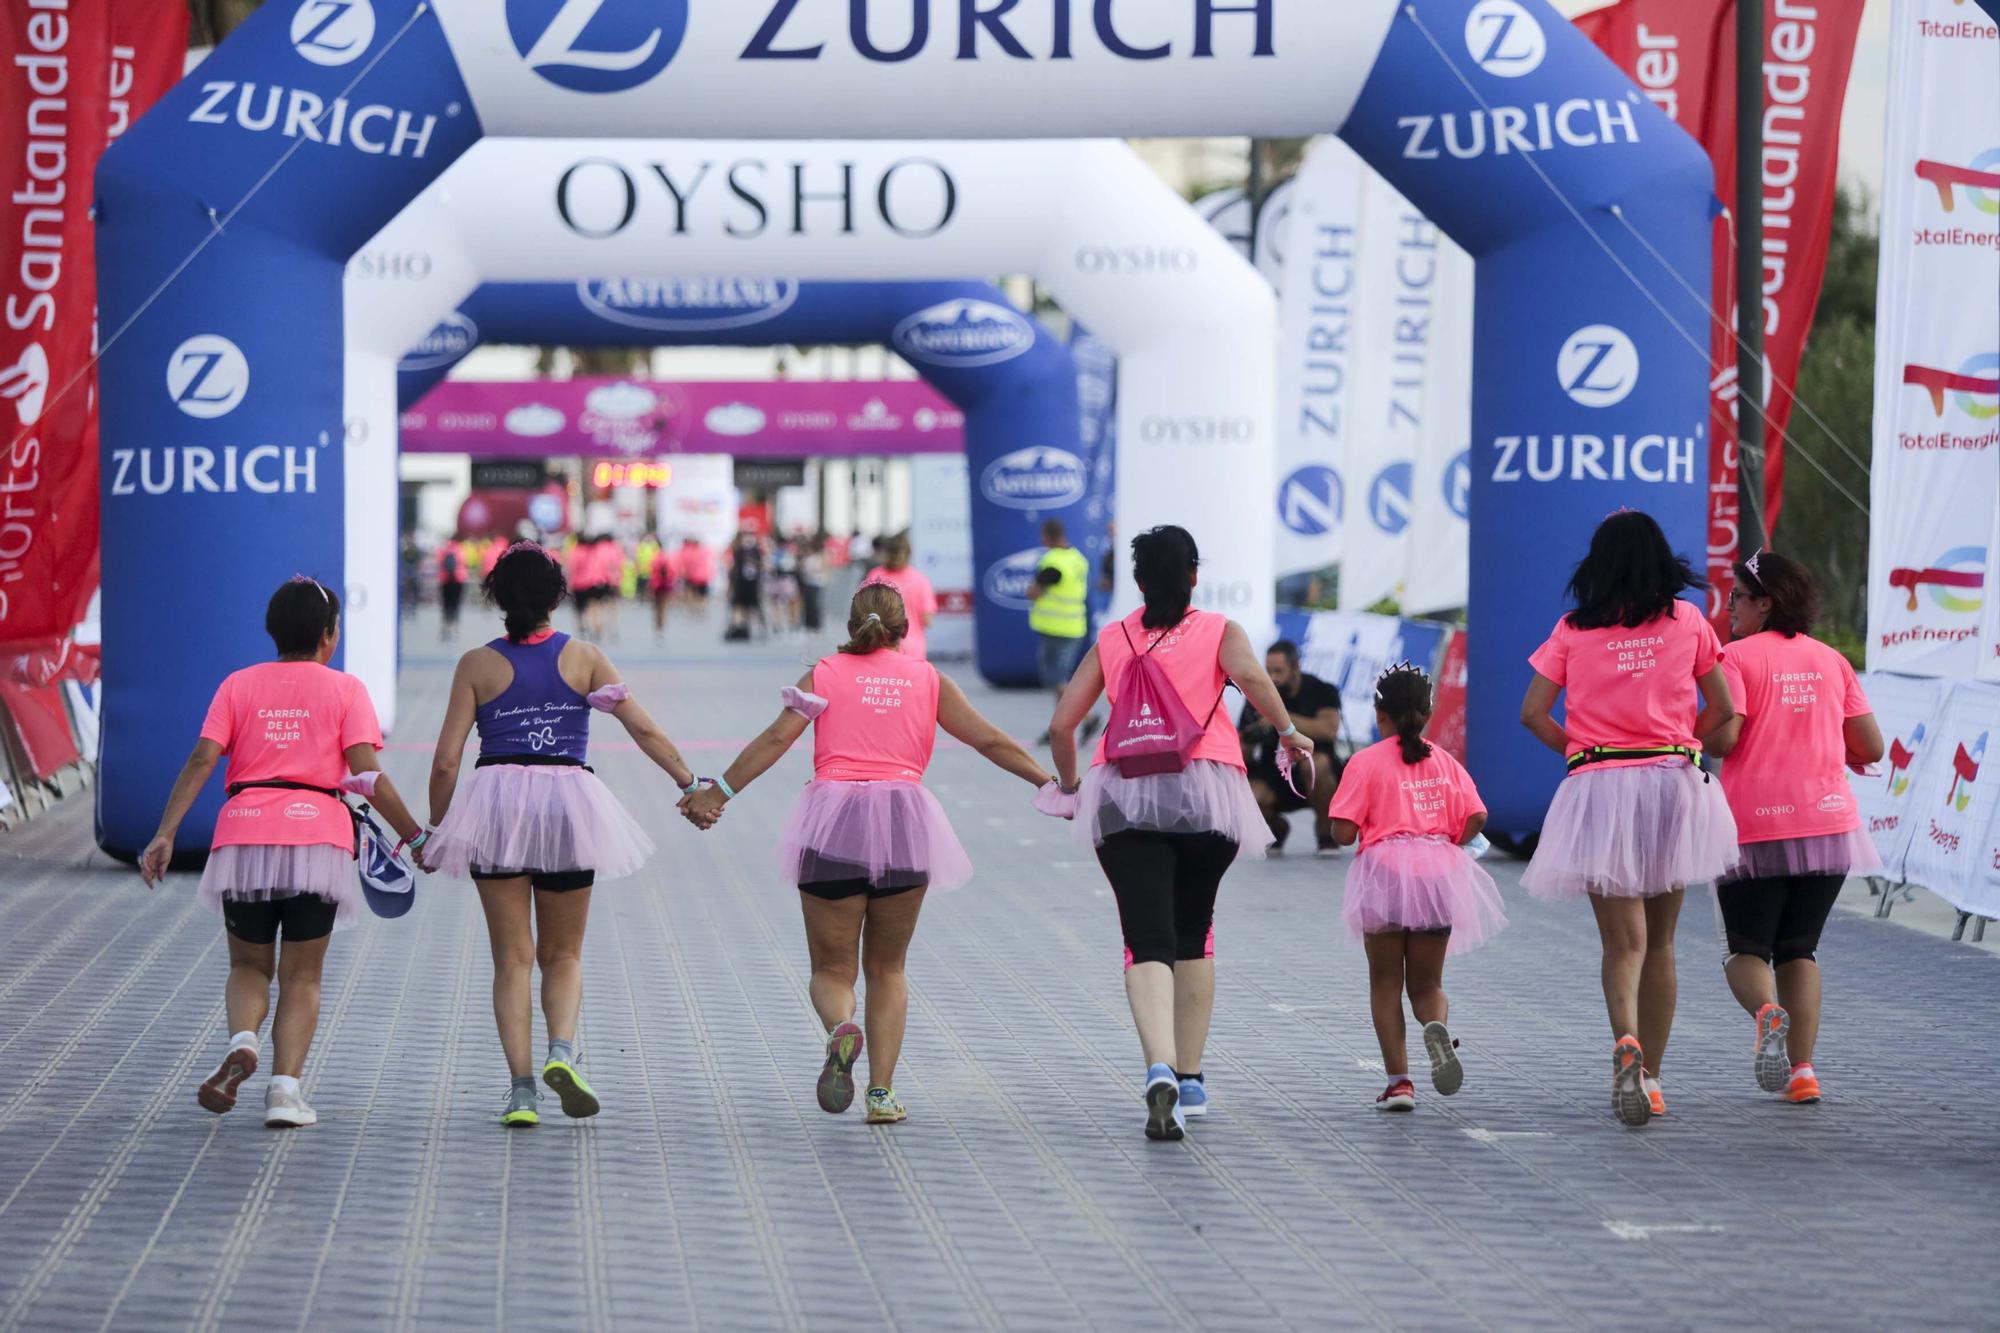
[197,1046,258,1114]
[1375,1079,1416,1112]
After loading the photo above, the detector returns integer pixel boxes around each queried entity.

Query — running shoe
[1144,1063,1185,1141]
[1375,1079,1417,1112]
[1422,1021,1463,1096]
[542,1058,601,1119]
[864,1087,907,1124]
[1785,1066,1822,1105]
[502,1084,540,1128]
[1754,1003,1792,1093]
[1611,1035,1651,1127]
[263,1085,318,1129]
[197,1046,258,1114]
[1645,1077,1667,1118]
[817,1022,864,1114]
[1178,1077,1209,1118]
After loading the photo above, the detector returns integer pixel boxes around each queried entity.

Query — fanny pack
[1565,745,1710,782]
[227,780,417,918]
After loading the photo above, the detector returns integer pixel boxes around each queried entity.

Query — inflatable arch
[383,278,1103,693]
[97,0,1713,854]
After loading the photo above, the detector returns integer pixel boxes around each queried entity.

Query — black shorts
[471,867,596,893]
[1095,830,1237,968]
[223,894,338,945]
[796,851,927,900]
[1715,873,1844,965]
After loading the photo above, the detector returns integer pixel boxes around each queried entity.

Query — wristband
[1279,723,1300,739]
[680,776,703,796]
[398,828,431,857]
[715,776,736,800]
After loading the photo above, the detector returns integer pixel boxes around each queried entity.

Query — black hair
[484,544,568,642]
[1564,510,1704,630]
[1267,639,1301,665]
[266,578,341,658]
[1131,525,1199,629]
[1374,664,1434,765]
[1733,550,1820,637]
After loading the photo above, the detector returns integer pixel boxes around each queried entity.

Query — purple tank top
[475,633,590,761]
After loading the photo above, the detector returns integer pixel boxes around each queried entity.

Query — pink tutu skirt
[1721,827,1884,883]
[1076,760,1273,861]
[198,843,361,930]
[1344,835,1508,955]
[1523,759,1740,901]
[777,780,973,892]
[429,764,654,882]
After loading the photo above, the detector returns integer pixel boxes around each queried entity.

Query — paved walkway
[2,608,1996,1331]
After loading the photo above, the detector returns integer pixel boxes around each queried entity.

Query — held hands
[139,834,173,888]
[1033,778,1081,821]
[679,782,728,830]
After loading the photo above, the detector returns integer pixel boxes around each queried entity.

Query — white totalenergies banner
[1866,0,2000,679]
[1860,675,2000,920]
[1403,240,1474,616]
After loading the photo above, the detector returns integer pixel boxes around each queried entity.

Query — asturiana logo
[982,548,1048,611]
[506,0,687,94]
[578,278,799,332]
[893,300,1036,368]
[399,313,478,372]
[1888,546,1985,614]
[979,447,1088,510]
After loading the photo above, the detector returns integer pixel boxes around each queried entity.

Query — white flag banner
[1403,238,1474,616]
[1865,0,2000,678]
[1272,137,1365,581]
[1853,671,1954,882]
[1982,496,2000,683]
[1898,682,2000,919]
[1339,172,1443,612]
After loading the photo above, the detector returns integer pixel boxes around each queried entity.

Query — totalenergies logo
[1915,148,2000,214]
[1887,723,1925,797]
[1889,546,1985,614]
[1904,353,2000,419]
[1947,732,1986,813]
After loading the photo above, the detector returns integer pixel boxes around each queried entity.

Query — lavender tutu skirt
[1523,759,1740,901]
[778,780,972,892]
[1076,759,1274,860]
[1720,827,1883,883]
[429,764,654,881]
[198,843,361,930]
[1344,835,1508,955]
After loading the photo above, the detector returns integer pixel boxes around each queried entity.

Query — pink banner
[401,378,966,458]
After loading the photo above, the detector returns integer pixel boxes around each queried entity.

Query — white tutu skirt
[1344,836,1508,955]
[1721,827,1884,883]
[1523,759,1740,901]
[429,764,654,882]
[198,843,361,930]
[1076,759,1273,861]
[777,780,973,892]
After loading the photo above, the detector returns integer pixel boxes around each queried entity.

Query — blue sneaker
[1144,1063,1184,1141]
[1178,1076,1208,1118]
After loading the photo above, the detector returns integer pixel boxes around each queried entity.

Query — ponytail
[1374,662,1434,765]
[841,581,908,655]
[1130,525,1199,630]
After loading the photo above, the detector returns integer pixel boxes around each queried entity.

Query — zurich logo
[506,0,687,94]
[292,0,375,67]
[1464,0,1546,78]
[1368,462,1415,536]
[893,300,1036,369]
[578,278,799,333]
[167,335,249,419]
[1443,450,1471,520]
[982,548,1047,612]
[1558,325,1641,408]
[399,313,478,372]
[1277,465,1343,537]
[981,447,1088,511]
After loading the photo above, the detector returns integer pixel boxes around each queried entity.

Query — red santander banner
[1576,0,1864,627]
[108,0,186,142]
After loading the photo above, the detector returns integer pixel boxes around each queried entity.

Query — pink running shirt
[1091,609,1242,771]
[681,544,715,585]
[866,566,940,660]
[1717,632,1871,843]
[200,661,382,851]
[1527,599,1722,770]
[1329,738,1487,849]
[810,651,940,783]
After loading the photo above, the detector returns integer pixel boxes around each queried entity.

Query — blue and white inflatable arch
[98,0,1713,855]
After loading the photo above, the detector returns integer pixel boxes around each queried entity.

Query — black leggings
[1715,873,1844,965]
[1095,830,1237,968]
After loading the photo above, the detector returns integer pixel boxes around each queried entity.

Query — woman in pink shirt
[679,581,1051,1125]
[139,578,427,1129]
[1328,665,1504,1112]
[1707,551,1884,1106]
[866,534,938,660]
[1519,511,1738,1127]
[1047,526,1309,1140]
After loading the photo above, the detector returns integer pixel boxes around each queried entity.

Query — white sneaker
[263,1085,318,1129]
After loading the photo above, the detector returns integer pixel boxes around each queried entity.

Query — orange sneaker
[1612,1036,1651,1126]
[1785,1066,1822,1104]
[1753,1003,1792,1093]
[1644,1076,1666,1118]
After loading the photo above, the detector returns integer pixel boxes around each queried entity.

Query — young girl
[1519,511,1738,1127]
[680,582,1052,1124]
[426,543,701,1127]
[1327,665,1504,1111]
[140,578,428,1129]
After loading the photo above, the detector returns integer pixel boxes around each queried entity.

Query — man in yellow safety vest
[1031,519,1094,744]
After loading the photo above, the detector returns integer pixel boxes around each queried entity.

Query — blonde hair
[841,582,909,654]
